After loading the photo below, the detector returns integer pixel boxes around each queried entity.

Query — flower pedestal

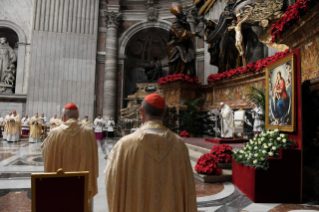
[205,138,249,144]
[193,170,232,183]
[160,81,201,109]
[232,148,301,203]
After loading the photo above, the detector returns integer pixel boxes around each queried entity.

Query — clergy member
[49,114,60,130]
[219,102,234,138]
[0,114,3,137]
[105,94,197,212]
[94,114,104,140]
[3,111,12,140]
[40,113,47,125]
[7,110,21,142]
[82,115,91,127]
[41,103,98,211]
[252,102,264,134]
[21,114,30,136]
[29,112,43,143]
[107,117,115,138]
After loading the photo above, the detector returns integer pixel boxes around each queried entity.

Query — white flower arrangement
[232,129,295,170]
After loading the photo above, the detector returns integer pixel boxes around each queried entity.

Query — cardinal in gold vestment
[41,103,98,209]
[49,114,61,130]
[6,110,21,142]
[29,112,42,143]
[3,111,12,140]
[105,94,197,212]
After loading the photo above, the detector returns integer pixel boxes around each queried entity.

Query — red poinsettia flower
[271,0,313,42]
[180,131,190,138]
[210,144,233,163]
[158,74,199,85]
[195,153,222,175]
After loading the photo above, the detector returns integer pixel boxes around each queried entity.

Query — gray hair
[142,100,165,117]
[62,108,79,119]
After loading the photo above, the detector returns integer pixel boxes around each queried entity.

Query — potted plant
[211,144,233,169]
[180,98,205,137]
[232,129,295,170]
[195,153,222,175]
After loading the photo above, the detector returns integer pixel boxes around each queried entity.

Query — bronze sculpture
[168,3,201,76]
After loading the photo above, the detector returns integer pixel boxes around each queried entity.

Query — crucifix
[154,143,165,154]
[228,11,252,68]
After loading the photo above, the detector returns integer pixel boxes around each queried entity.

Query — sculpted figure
[228,13,252,56]
[168,3,202,76]
[3,64,16,85]
[0,37,16,82]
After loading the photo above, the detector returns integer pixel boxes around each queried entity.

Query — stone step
[190,160,232,183]
[185,143,211,154]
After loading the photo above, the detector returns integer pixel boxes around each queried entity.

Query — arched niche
[0,20,27,94]
[118,20,172,108]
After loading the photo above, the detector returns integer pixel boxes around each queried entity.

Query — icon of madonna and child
[268,60,293,126]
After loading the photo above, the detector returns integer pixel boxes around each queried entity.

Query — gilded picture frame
[265,53,296,132]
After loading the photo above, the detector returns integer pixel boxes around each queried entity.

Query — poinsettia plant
[210,144,233,163]
[179,131,190,138]
[271,0,318,43]
[232,129,296,170]
[158,74,199,85]
[207,49,290,83]
[195,153,222,175]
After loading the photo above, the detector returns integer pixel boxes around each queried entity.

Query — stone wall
[26,0,100,121]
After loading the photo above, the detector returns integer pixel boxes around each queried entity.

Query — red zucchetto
[144,94,166,110]
[64,103,78,110]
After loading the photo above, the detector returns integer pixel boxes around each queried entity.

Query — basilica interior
[0,0,319,211]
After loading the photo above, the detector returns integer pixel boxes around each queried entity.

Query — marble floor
[0,138,318,212]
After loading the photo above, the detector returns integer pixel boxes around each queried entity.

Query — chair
[31,169,89,212]
[233,109,245,139]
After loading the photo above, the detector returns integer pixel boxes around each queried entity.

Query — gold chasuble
[105,121,197,212]
[3,114,11,133]
[81,119,91,127]
[41,119,99,199]
[7,114,21,135]
[49,118,61,130]
[29,116,42,138]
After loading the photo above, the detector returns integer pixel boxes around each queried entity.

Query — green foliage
[180,98,205,135]
[232,129,296,170]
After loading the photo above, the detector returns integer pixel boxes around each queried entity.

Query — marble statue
[3,64,16,85]
[168,2,201,76]
[228,13,252,56]
[0,37,17,82]
[219,102,234,138]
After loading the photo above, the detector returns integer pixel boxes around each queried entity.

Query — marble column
[103,12,122,119]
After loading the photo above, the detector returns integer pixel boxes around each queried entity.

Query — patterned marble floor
[0,138,318,212]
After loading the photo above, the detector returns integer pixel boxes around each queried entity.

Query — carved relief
[104,12,122,28]
[146,0,158,22]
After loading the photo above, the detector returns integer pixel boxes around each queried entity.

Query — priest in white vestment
[94,115,104,140]
[3,111,12,140]
[49,114,61,131]
[29,112,42,143]
[7,110,21,142]
[220,102,234,138]
[21,114,30,136]
[40,113,47,125]
[107,117,115,138]
[252,102,264,134]
[41,103,98,212]
[105,94,197,212]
